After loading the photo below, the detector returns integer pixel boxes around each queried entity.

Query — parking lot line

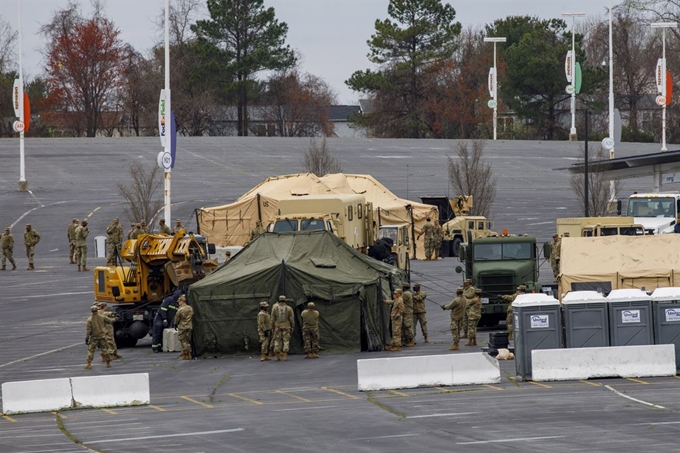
[2,415,17,422]
[626,378,649,385]
[483,384,504,391]
[148,405,166,412]
[181,396,214,408]
[100,408,117,415]
[227,393,264,405]
[580,380,601,387]
[321,386,360,400]
[527,381,552,389]
[275,390,312,402]
[387,389,410,397]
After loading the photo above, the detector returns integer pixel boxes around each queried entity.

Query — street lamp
[651,21,677,152]
[563,12,586,141]
[484,36,506,140]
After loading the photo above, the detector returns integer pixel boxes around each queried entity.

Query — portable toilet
[562,291,609,348]
[514,293,562,381]
[606,288,653,346]
[651,287,680,373]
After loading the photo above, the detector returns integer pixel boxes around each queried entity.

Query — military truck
[556,216,645,238]
[455,234,541,326]
[374,223,410,280]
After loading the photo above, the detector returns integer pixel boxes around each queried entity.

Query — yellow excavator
[93,232,217,347]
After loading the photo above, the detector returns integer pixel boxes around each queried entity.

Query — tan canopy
[558,235,680,298]
[196,173,438,259]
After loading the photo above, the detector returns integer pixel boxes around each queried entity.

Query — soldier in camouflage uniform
[106,218,124,265]
[250,220,265,242]
[74,220,89,272]
[412,283,428,343]
[383,288,404,351]
[1,227,17,270]
[174,295,194,360]
[301,302,320,359]
[68,218,78,264]
[24,224,40,270]
[550,234,561,280]
[401,283,415,347]
[271,295,294,361]
[418,218,436,261]
[174,219,185,234]
[465,288,483,346]
[138,221,150,235]
[442,287,467,350]
[257,301,272,362]
[158,219,172,235]
[85,305,114,369]
[433,220,443,260]
[502,285,526,341]
[98,302,121,360]
[461,279,476,338]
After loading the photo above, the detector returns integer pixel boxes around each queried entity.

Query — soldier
[550,234,561,280]
[85,305,114,369]
[151,288,181,353]
[418,217,436,260]
[129,223,141,240]
[257,301,272,362]
[401,283,415,347]
[24,224,40,270]
[174,219,185,234]
[1,227,17,271]
[105,218,124,265]
[74,220,89,272]
[441,287,467,350]
[301,302,320,359]
[97,302,121,360]
[271,295,294,361]
[250,220,265,241]
[461,278,476,339]
[383,288,404,351]
[158,219,172,235]
[68,218,78,264]
[174,295,194,360]
[433,219,443,260]
[412,283,428,343]
[502,284,526,341]
[465,288,483,346]
[138,221,150,235]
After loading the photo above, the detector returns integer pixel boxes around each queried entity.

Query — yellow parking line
[52,411,67,419]
[483,384,504,391]
[148,405,166,412]
[275,390,312,402]
[321,386,360,400]
[528,381,552,389]
[2,415,17,422]
[93,207,101,212]
[181,396,214,408]
[626,378,649,385]
[580,380,601,387]
[388,389,410,397]
[100,408,117,415]
[227,393,264,405]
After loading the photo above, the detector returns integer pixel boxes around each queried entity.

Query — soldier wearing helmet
[301,301,320,359]
[68,218,79,264]
[502,285,527,341]
[257,301,272,362]
[412,283,428,344]
[271,295,294,361]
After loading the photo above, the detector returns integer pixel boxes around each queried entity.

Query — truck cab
[627,193,680,235]
[377,224,410,279]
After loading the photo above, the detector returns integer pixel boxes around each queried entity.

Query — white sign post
[651,22,678,152]
[483,37,506,141]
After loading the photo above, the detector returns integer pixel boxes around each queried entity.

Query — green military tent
[188,230,407,357]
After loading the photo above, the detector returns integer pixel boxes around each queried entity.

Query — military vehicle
[556,216,645,238]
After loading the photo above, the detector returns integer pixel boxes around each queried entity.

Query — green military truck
[455,234,541,326]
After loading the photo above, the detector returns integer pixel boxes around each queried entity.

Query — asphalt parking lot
[0,137,678,453]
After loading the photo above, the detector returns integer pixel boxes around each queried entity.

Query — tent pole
[257,193,262,222]
[408,205,416,260]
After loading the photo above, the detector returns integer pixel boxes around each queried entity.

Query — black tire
[453,237,462,257]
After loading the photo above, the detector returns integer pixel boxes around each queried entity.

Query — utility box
[606,289,653,346]
[94,236,107,258]
[562,291,609,348]
[514,293,562,381]
[651,287,680,373]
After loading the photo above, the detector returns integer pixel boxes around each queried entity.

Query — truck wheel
[453,237,462,257]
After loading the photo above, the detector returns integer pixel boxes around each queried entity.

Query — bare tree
[302,137,342,176]
[117,162,163,224]
[570,146,622,217]
[447,140,496,217]
[0,16,17,73]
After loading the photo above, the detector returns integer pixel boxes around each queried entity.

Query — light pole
[484,36,506,140]
[563,12,586,141]
[651,21,677,152]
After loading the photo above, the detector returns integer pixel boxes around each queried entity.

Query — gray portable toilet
[562,291,609,348]
[651,287,680,373]
[514,293,562,381]
[606,288,653,346]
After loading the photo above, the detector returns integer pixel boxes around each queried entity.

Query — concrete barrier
[2,378,73,415]
[357,353,500,391]
[163,328,180,352]
[532,344,676,381]
[71,373,150,408]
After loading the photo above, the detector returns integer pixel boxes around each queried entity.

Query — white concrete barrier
[71,373,150,408]
[357,353,500,391]
[163,328,180,352]
[532,344,676,381]
[2,378,73,415]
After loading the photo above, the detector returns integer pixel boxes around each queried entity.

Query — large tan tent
[558,235,680,298]
[196,173,438,259]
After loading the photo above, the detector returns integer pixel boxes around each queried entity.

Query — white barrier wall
[2,373,150,415]
[2,378,73,415]
[357,353,500,391]
[532,345,676,381]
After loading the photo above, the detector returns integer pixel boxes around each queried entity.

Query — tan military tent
[196,173,438,259]
[558,235,680,298]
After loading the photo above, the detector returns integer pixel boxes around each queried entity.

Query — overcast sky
[4,0,616,104]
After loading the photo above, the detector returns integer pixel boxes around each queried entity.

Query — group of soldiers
[1,224,41,271]
[383,282,429,351]
[418,217,444,261]
[67,218,90,271]
[257,296,321,361]
[84,302,122,369]
[441,278,482,350]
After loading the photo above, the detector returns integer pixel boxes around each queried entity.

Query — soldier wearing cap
[257,301,272,362]
[401,282,415,347]
[502,284,526,341]
[461,278,476,339]
[97,302,121,360]
[129,223,141,240]
[383,288,404,351]
[465,288,483,346]
[68,218,79,264]
[85,305,114,369]
[301,301,320,359]
[271,295,294,361]
[106,218,124,265]
[174,295,194,360]
[442,287,467,350]
[1,227,17,271]
[158,218,172,235]
[250,220,265,242]
[550,234,561,280]
[412,283,428,343]
[417,217,436,261]
[139,221,150,235]
[174,219,185,234]
[24,224,40,270]
[74,220,89,272]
